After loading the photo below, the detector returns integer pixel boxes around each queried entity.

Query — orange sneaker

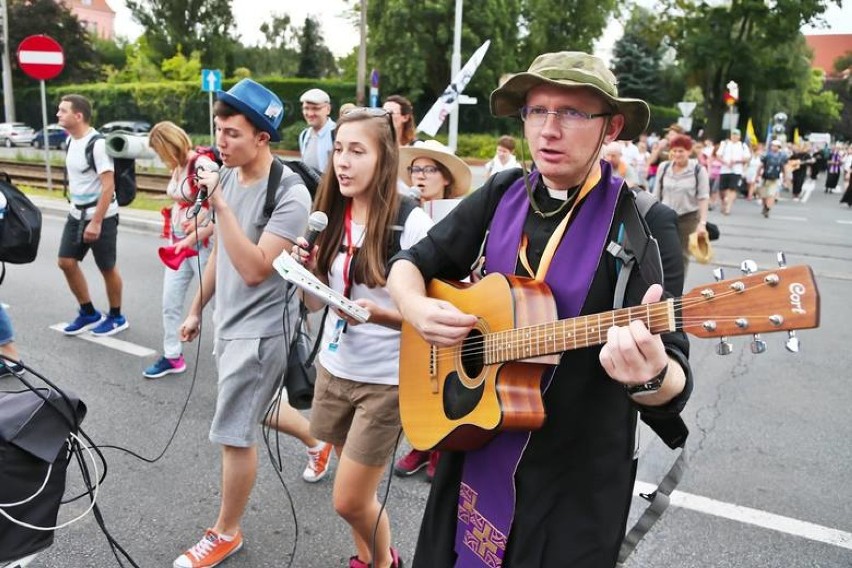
[303,441,333,482]
[173,528,243,568]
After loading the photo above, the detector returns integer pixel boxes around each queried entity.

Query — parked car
[31,124,69,149]
[99,120,151,135]
[0,122,36,147]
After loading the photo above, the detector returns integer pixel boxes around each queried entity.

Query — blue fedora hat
[216,79,284,142]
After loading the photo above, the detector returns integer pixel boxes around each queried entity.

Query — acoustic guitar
[399,265,820,452]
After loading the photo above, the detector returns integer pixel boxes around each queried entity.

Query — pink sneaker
[394,449,429,477]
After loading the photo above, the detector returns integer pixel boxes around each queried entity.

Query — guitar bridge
[430,344,439,394]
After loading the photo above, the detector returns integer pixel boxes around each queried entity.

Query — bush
[17,77,358,135]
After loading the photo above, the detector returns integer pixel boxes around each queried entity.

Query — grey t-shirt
[214,164,311,340]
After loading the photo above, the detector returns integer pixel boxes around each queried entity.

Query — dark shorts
[58,214,119,271]
[719,173,741,191]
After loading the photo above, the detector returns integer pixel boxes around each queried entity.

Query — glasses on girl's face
[407,165,441,176]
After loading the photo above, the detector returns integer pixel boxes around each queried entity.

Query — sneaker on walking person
[349,547,404,568]
[173,528,243,568]
[90,313,129,337]
[63,309,103,335]
[426,450,440,482]
[303,441,334,482]
[394,448,430,477]
[144,355,187,379]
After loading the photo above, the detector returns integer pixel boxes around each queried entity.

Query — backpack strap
[607,188,663,310]
[263,158,285,221]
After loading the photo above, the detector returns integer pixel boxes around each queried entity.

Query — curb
[32,195,162,235]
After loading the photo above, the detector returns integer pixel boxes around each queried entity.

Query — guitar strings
[429,278,787,364]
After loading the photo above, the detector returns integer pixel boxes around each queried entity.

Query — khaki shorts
[759,178,781,198]
[310,363,402,467]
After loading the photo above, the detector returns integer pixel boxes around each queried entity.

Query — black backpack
[0,172,42,284]
[84,134,137,207]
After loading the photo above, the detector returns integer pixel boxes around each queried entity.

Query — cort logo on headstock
[789,283,807,315]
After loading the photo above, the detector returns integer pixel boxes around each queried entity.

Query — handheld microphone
[303,211,329,249]
[191,162,220,217]
[407,186,422,201]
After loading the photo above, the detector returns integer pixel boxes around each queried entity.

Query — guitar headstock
[679,264,820,339]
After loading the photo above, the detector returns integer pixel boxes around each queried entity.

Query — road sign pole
[209,91,214,145]
[39,79,52,190]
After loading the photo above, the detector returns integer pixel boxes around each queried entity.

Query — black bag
[85,135,137,206]
[284,304,325,410]
[706,221,720,241]
[0,388,87,562]
[0,172,42,270]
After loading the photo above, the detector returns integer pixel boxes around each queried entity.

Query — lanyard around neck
[342,201,357,299]
[518,165,602,282]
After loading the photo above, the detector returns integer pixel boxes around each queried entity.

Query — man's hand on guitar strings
[408,298,478,347]
[598,283,669,387]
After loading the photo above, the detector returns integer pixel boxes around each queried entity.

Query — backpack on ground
[84,134,136,207]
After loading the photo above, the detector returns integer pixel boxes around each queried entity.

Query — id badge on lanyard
[329,202,356,352]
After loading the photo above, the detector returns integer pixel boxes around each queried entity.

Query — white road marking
[770,215,808,221]
[50,323,157,358]
[634,481,852,550]
[837,220,852,225]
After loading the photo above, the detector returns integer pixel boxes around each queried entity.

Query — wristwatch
[626,364,668,396]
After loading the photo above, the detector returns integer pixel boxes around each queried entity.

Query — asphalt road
[1,177,851,567]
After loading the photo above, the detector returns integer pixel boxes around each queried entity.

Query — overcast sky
[107,0,852,61]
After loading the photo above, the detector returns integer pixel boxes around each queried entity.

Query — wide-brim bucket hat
[490,52,650,141]
[399,140,471,198]
[689,231,713,264]
[217,79,284,142]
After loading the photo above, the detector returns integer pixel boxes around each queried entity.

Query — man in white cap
[298,87,336,173]
[388,51,692,567]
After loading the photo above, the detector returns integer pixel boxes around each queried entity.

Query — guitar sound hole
[460,329,484,377]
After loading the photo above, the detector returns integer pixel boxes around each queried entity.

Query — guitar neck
[485,299,676,364]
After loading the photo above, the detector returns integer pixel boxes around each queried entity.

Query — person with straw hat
[399,139,472,202]
[388,51,693,568]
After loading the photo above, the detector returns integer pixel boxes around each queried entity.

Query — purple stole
[453,163,624,567]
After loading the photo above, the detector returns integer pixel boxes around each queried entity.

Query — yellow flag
[746,118,759,147]
[793,128,801,145]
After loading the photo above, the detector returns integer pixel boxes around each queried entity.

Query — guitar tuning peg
[776,252,788,268]
[740,259,758,275]
[712,268,733,355]
[751,334,767,354]
[716,339,734,356]
[785,330,800,353]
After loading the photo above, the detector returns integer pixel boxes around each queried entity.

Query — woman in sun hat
[398,139,472,202]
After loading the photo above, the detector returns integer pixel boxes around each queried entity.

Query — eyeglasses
[520,105,612,128]
[407,165,441,176]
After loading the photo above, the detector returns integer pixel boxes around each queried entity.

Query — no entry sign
[17,35,65,81]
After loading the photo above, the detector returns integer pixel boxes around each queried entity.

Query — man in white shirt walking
[718,127,751,215]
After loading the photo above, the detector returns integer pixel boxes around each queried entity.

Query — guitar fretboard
[483,299,676,364]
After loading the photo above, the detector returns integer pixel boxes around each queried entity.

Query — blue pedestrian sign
[201,69,222,93]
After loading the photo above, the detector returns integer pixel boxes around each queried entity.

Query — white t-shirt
[318,206,433,385]
[65,128,117,220]
[719,140,751,175]
[485,154,520,176]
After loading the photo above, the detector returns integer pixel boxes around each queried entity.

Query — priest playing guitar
[388,52,693,568]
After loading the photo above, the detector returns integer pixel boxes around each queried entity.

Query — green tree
[366,0,522,133]
[109,37,162,83]
[520,0,617,57]
[834,51,852,74]
[5,0,99,85]
[161,47,203,82]
[125,0,237,70]
[611,7,663,102]
[793,68,842,134]
[296,16,337,78]
[658,0,840,140]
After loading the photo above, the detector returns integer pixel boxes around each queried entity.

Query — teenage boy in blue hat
[174,79,333,568]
